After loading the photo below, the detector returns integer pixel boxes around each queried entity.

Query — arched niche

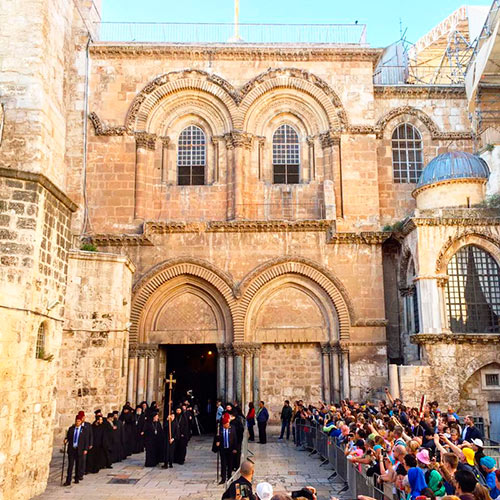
[245,274,339,343]
[140,276,232,345]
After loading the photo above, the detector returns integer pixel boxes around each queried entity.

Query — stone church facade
[1,0,499,498]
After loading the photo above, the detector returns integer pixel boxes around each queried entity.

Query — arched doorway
[128,263,235,425]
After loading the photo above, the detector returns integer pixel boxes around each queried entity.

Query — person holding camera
[222,460,256,500]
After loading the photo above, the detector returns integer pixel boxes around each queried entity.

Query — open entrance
[164,343,217,433]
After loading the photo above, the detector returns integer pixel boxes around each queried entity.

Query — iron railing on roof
[93,22,367,45]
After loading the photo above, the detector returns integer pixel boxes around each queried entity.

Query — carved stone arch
[150,92,230,136]
[435,230,500,274]
[376,106,442,139]
[249,92,328,136]
[236,257,354,341]
[238,67,347,130]
[125,70,238,133]
[130,258,237,344]
[461,359,500,391]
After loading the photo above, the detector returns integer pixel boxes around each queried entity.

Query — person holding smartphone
[222,460,256,500]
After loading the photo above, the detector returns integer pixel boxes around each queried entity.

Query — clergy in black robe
[112,411,127,461]
[87,416,106,473]
[133,406,146,453]
[173,407,189,465]
[119,405,135,457]
[162,412,176,468]
[103,415,115,468]
[143,412,164,467]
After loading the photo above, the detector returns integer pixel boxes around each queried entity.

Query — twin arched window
[176,123,301,185]
[392,124,423,183]
[177,125,206,186]
[446,245,500,333]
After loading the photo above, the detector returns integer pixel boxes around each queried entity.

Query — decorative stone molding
[375,106,473,140]
[374,85,467,99]
[224,131,254,150]
[411,333,500,345]
[412,216,500,228]
[412,177,487,198]
[233,342,261,356]
[88,112,127,136]
[237,256,354,341]
[89,234,153,247]
[353,319,388,327]
[339,340,387,347]
[327,231,390,245]
[135,131,157,150]
[136,345,159,358]
[320,343,332,354]
[90,44,383,63]
[436,277,449,288]
[399,285,416,297]
[346,125,377,135]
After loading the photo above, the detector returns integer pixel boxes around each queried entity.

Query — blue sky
[101,1,492,47]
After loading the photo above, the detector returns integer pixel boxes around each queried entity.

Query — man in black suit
[63,414,91,486]
[77,411,93,479]
[215,413,238,484]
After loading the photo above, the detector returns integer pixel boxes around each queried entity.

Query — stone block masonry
[0,171,75,500]
[54,250,135,444]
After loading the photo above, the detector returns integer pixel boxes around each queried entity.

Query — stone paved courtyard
[36,432,347,500]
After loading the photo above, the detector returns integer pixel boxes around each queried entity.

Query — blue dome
[416,151,490,189]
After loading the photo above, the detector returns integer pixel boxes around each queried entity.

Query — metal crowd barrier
[295,422,395,500]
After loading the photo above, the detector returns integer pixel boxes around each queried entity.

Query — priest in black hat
[143,411,164,467]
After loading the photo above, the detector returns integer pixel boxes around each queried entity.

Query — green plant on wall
[80,242,98,252]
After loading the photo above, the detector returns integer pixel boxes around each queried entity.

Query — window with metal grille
[446,245,500,333]
[273,124,300,184]
[36,322,46,359]
[391,124,423,183]
[177,125,206,186]
[485,373,499,387]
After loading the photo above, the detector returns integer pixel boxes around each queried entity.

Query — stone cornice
[0,167,78,212]
[374,85,467,99]
[327,230,391,245]
[353,319,388,327]
[145,219,334,234]
[411,333,500,345]
[90,43,383,62]
[412,216,500,227]
[135,131,157,150]
[88,234,153,247]
[88,112,126,136]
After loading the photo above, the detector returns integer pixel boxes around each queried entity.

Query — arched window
[446,245,500,333]
[177,125,206,186]
[36,322,46,359]
[273,124,300,184]
[391,124,423,183]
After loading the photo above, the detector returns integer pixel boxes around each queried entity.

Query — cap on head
[255,482,273,500]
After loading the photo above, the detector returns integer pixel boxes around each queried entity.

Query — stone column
[127,347,137,404]
[146,351,156,404]
[340,345,350,400]
[136,354,147,404]
[217,344,227,401]
[415,277,443,333]
[226,346,234,403]
[253,344,261,404]
[244,349,253,409]
[225,132,253,220]
[330,345,341,404]
[134,132,156,220]
[234,349,243,405]
[320,344,332,404]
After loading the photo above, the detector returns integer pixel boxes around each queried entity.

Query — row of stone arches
[130,256,353,345]
[127,257,354,409]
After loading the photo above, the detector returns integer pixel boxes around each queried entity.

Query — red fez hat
[222,413,230,425]
[77,411,85,419]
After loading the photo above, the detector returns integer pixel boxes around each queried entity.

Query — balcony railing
[93,22,367,45]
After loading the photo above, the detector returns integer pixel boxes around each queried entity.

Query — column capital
[137,344,158,358]
[320,343,332,355]
[233,342,261,356]
[135,131,157,150]
[224,131,254,150]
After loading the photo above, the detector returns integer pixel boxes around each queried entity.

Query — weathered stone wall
[54,250,134,443]
[0,173,74,499]
[260,343,322,418]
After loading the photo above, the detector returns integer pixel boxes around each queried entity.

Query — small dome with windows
[413,151,490,210]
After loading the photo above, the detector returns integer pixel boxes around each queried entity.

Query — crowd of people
[281,388,500,500]
[62,396,200,486]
